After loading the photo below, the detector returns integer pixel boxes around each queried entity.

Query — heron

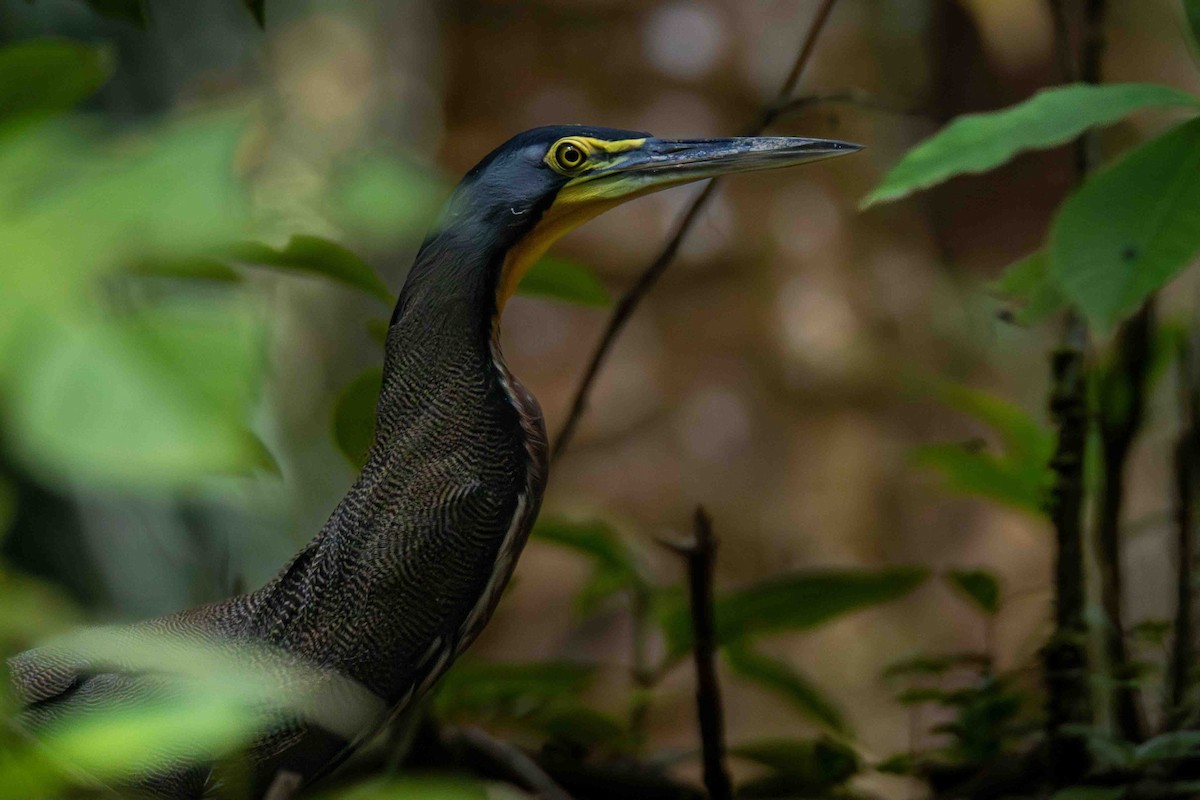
[8,126,860,797]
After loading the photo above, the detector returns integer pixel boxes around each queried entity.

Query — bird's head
[420,125,861,317]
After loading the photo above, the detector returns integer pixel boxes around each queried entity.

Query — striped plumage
[8,125,859,798]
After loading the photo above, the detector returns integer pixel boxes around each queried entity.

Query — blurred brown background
[5,0,1200,792]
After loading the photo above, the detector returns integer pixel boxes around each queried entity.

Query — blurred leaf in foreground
[724,642,849,736]
[990,250,1067,326]
[863,83,1200,207]
[0,39,113,122]
[730,737,858,797]
[945,570,1001,616]
[434,660,595,724]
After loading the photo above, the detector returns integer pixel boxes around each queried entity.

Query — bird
[7,125,860,798]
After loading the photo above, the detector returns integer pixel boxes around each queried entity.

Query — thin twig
[551,0,840,461]
[675,507,733,800]
[774,90,932,122]
[452,727,574,800]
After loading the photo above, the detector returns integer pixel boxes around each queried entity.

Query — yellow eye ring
[552,140,587,171]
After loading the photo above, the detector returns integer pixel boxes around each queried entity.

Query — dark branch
[450,727,574,800]
[673,507,733,800]
[551,0,841,461]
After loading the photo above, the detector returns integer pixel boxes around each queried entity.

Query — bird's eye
[553,141,587,171]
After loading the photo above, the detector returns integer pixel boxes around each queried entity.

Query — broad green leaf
[330,151,443,247]
[81,0,151,27]
[231,236,391,303]
[660,567,928,660]
[930,381,1053,463]
[7,303,265,488]
[945,569,1001,615]
[534,518,647,616]
[725,644,849,736]
[434,660,594,722]
[244,0,266,28]
[517,256,610,307]
[863,83,1200,207]
[127,257,241,283]
[1051,117,1200,330]
[1186,0,1200,52]
[331,368,382,469]
[990,250,1067,325]
[0,40,113,123]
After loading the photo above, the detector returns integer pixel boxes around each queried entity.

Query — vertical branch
[551,0,840,461]
[1041,0,1103,779]
[1095,302,1153,741]
[1168,312,1200,725]
[668,507,733,800]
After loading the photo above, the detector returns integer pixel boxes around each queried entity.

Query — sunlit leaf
[517,256,609,307]
[945,569,1001,615]
[990,250,1067,326]
[863,83,1200,207]
[660,567,928,660]
[127,257,242,283]
[0,39,113,123]
[331,367,382,469]
[1051,117,1200,330]
[80,0,151,28]
[725,644,849,736]
[231,236,391,303]
[7,302,266,488]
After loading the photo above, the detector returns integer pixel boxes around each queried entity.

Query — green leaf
[882,652,989,679]
[534,518,647,616]
[8,303,266,488]
[660,567,928,660]
[725,643,849,736]
[127,257,242,283]
[366,318,391,346]
[1134,731,1200,764]
[1050,117,1200,330]
[330,151,444,248]
[863,83,1200,207]
[231,236,391,303]
[990,250,1067,326]
[730,738,858,795]
[434,660,595,722]
[945,569,1001,615]
[517,256,610,307]
[244,0,265,27]
[1049,788,1125,800]
[80,0,152,27]
[0,39,113,123]
[331,368,382,469]
[913,443,1046,513]
[1185,0,1200,52]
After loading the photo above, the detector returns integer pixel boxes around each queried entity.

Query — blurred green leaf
[730,737,858,797]
[367,318,391,346]
[330,151,444,247]
[1185,0,1200,51]
[533,518,647,617]
[0,39,113,123]
[725,643,849,736]
[243,0,265,27]
[913,443,1046,513]
[231,236,391,303]
[1134,731,1200,765]
[945,569,1001,615]
[127,257,242,283]
[990,250,1067,326]
[435,660,595,723]
[1049,788,1125,800]
[0,477,14,543]
[534,706,628,749]
[863,83,1200,207]
[80,0,151,27]
[332,367,382,469]
[1050,117,1200,330]
[8,302,266,488]
[931,382,1052,464]
[517,256,609,307]
[882,652,990,680]
[661,567,928,661]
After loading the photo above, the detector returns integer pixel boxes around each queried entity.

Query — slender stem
[1168,311,1200,725]
[1096,302,1153,742]
[551,0,840,461]
[452,727,574,800]
[680,507,733,800]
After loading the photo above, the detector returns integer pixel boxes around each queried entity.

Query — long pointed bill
[563,136,862,203]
